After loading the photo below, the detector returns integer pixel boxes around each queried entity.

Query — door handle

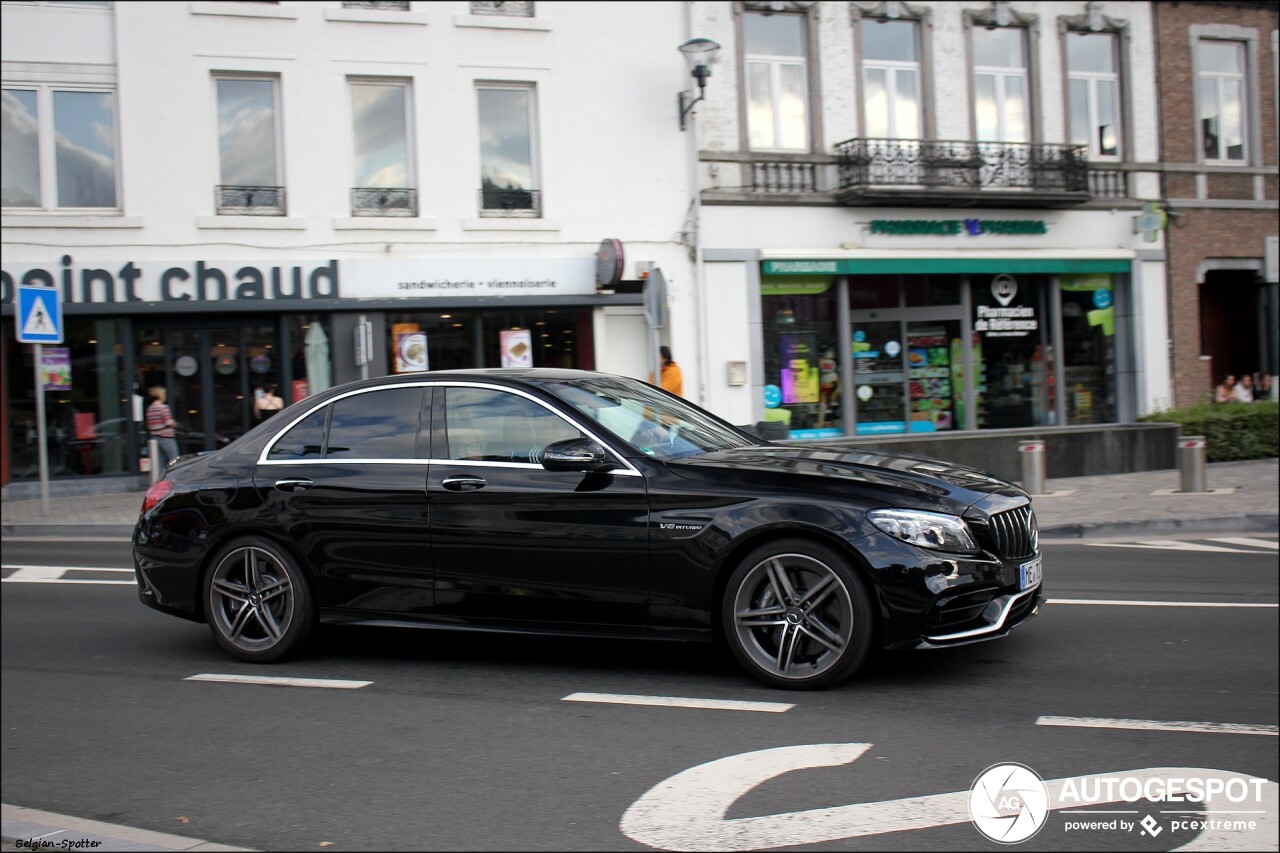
[274,478,314,492]
[442,475,486,492]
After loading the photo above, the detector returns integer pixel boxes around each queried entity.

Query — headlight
[868,508,977,553]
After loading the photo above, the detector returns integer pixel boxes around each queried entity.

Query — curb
[3,804,252,852]
[1039,513,1279,540]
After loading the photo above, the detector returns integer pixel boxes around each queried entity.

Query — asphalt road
[2,535,1277,852]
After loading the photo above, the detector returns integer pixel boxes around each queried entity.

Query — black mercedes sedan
[133,368,1042,689]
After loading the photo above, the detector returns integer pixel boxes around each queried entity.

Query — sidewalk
[2,459,1276,539]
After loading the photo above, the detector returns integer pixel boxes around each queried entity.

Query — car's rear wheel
[204,538,314,662]
[722,539,873,689]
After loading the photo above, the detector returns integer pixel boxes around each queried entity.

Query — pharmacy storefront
[758,251,1134,440]
[1,255,636,487]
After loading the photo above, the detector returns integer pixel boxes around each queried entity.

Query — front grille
[989,505,1037,559]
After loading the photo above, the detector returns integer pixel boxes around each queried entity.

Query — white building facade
[683,0,1171,439]
[1,0,700,489]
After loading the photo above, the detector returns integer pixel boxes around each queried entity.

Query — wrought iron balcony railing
[352,187,417,216]
[479,187,541,217]
[215,185,286,215]
[835,138,1091,207]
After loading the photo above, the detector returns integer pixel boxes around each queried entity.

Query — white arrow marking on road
[1037,716,1278,736]
[619,744,1278,851]
[1208,537,1280,550]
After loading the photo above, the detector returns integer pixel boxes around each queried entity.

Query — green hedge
[1139,400,1278,462]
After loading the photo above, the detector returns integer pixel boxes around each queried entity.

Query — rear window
[267,407,327,460]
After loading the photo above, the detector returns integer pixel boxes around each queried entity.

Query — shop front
[1,255,637,489]
[759,256,1131,439]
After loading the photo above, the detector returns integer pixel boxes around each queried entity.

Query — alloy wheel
[208,545,296,654]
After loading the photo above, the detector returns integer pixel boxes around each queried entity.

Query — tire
[721,539,874,690]
[203,537,314,662]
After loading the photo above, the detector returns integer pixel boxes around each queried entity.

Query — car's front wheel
[204,538,314,662]
[722,539,873,689]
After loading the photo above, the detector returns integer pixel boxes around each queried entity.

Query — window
[215,76,284,214]
[326,387,424,459]
[1198,41,1247,162]
[1066,32,1120,158]
[1,86,119,209]
[444,387,581,464]
[471,0,533,16]
[477,84,539,216]
[343,1,410,9]
[972,27,1029,142]
[268,406,327,460]
[350,79,415,216]
[861,19,921,140]
[744,11,809,151]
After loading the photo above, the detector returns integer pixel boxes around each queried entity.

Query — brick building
[1152,0,1279,406]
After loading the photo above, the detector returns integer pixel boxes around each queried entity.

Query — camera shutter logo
[969,763,1049,843]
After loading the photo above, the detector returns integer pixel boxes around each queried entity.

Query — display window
[762,280,842,438]
[1059,275,1117,424]
[971,275,1053,428]
[385,308,594,374]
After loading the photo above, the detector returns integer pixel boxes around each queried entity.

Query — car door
[427,383,650,628]
[253,384,434,615]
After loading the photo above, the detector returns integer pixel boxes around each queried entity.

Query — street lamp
[678,37,721,131]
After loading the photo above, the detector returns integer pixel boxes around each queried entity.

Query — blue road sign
[17,285,63,344]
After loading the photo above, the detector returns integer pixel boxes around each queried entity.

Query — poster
[779,333,819,404]
[41,347,71,391]
[500,329,533,368]
[392,322,426,373]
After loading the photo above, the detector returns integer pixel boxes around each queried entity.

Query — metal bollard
[148,438,160,485]
[1178,435,1208,493]
[1018,440,1046,496]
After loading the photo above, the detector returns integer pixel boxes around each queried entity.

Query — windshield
[545,375,755,461]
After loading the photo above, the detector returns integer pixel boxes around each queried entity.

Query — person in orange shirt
[657,346,683,397]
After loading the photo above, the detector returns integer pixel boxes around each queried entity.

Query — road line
[3,564,134,574]
[1086,541,1255,553]
[1037,715,1278,737]
[2,578,135,585]
[186,673,372,689]
[1049,598,1277,608]
[563,692,794,713]
[1208,537,1280,550]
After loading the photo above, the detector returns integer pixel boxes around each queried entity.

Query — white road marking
[1049,598,1277,608]
[1087,540,1258,553]
[1037,716,1279,737]
[1208,537,1280,550]
[563,692,794,713]
[2,564,134,573]
[2,578,135,585]
[185,673,372,689]
[619,744,1279,851]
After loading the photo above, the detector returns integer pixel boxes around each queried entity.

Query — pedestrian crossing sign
[17,284,63,344]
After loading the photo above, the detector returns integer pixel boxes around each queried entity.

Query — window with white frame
[744,11,809,151]
[1066,31,1120,158]
[1197,40,1247,162]
[471,0,533,16]
[972,27,1029,143]
[1,85,119,209]
[861,18,922,140]
[476,83,539,216]
[349,79,415,216]
[215,75,284,214]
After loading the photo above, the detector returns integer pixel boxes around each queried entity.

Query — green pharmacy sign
[869,219,1047,236]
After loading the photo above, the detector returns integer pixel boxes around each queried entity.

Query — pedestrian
[657,346,683,397]
[1232,374,1254,403]
[146,385,180,473]
[254,383,284,420]
[1254,373,1272,401]
[1215,374,1236,403]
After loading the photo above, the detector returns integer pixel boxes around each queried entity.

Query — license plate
[1019,557,1042,591]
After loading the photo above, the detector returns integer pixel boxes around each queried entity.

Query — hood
[668,444,1027,509]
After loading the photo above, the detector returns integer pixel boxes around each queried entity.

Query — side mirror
[541,438,613,472]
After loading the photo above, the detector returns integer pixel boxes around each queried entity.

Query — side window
[268,407,327,460]
[445,387,582,463]
[326,387,425,459]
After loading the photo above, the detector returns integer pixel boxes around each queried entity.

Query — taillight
[141,480,174,516]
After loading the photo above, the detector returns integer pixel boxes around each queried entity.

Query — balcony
[835,138,1092,208]
[352,187,417,217]
[479,187,541,217]
[215,185,285,216]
